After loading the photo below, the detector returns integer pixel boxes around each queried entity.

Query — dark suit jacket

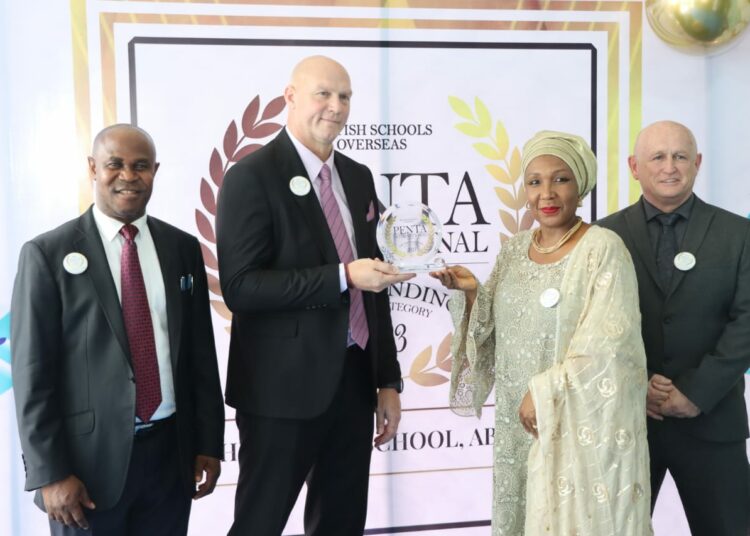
[598,196,750,442]
[216,129,400,419]
[11,207,225,511]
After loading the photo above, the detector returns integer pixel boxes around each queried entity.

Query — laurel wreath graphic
[404,332,453,386]
[196,95,286,325]
[384,213,434,258]
[448,95,534,243]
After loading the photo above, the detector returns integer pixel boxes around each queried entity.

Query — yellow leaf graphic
[448,96,474,121]
[410,345,433,377]
[509,147,522,180]
[473,142,502,160]
[474,97,491,131]
[412,372,449,386]
[499,209,518,234]
[494,187,517,210]
[518,187,527,208]
[455,122,488,138]
[486,164,513,184]
[495,120,509,161]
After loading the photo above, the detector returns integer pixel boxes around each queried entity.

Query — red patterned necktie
[318,164,369,349]
[120,224,162,422]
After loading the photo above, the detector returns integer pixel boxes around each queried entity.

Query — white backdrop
[0,1,748,535]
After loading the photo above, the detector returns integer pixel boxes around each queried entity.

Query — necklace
[531,217,583,254]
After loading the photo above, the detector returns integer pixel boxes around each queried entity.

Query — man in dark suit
[216,55,413,536]
[598,120,750,535]
[11,124,225,535]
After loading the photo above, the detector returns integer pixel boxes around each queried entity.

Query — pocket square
[366,200,376,222]
[180,274,194,294]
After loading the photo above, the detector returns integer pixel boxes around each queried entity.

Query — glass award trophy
[376,202,445,272]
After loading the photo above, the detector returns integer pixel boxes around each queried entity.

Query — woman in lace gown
[431,131,652,536]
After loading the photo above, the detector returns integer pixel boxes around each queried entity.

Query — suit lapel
[623,202,662,291]
[148,217,182,370]
[274,130,339,263]
[669,196,714,296]
[75,208,132,368]
[335,153,369,258]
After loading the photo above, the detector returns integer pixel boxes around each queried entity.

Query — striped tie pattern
[120,224,162,422]
[318,164,369,349]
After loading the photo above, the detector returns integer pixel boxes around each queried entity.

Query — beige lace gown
[449,226,652,536]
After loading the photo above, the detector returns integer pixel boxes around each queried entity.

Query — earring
[577,198,583,207]
[525,201,532,210]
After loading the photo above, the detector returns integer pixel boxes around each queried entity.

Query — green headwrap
[521,130,597,200]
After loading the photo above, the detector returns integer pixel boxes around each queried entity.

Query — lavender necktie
[120,224,162,422]
[318,164,369,349]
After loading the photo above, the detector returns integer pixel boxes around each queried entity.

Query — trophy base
[394,258,446,273]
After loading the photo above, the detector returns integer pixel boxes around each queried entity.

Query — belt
[134,413,176,438]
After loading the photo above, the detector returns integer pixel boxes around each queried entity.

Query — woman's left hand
[519,391,538,438]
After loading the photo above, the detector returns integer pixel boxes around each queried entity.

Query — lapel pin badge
[289,176,311,197]
[539,287,561,308]
[63,252,88,275]
[673,252,696,271]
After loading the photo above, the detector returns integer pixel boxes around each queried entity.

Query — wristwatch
[381,379,404,393]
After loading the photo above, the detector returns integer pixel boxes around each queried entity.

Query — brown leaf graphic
[211,299,232,320]
[195,209,216,243]
[261,95,286,121]
[241,96,260,136]
[410,346,432,378]
[232,143,262,162]
[209,149,223,187]
[200,178,216,215]
[500,232,510,244]
[412,372,449,386]
[436,333,453,372]
[200,243,218,270]
[250,122,283,139]
[521,209,535,231]
[223,120,238,160]
[206,272,222,297]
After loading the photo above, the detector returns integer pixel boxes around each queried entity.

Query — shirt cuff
[339,263,347,293]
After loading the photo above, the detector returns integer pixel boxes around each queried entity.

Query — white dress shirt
[287,128,357,292]
[92,204,176,423]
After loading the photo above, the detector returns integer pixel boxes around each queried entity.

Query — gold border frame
[70,0,642,213]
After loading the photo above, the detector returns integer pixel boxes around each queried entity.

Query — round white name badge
[674,251,696,271]
[539,287,561,308]
[63,252,88,275]
[289,176,311,197]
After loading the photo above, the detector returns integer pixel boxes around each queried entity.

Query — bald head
[633,121,697,161]
[628,120,701,212]
[92,124,156,161]
[284,55,352,161]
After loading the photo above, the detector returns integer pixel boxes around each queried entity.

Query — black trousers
[49,417,191,536]
[649,419,750,536]
[229,347,374,536]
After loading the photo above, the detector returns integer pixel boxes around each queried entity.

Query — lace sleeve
[449,246,508,417]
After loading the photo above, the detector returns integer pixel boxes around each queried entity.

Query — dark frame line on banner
[127,37,598,220]
[288,518,491,535]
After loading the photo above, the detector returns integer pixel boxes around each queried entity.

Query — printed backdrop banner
[117,22,609,535]
[0,2,747,535]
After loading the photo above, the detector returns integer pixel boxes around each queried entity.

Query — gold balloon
[646,0,750,54]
